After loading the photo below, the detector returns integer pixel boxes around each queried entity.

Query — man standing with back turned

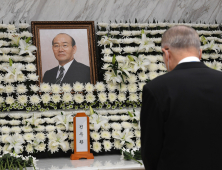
[141,25,222,170]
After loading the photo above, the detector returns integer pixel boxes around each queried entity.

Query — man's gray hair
[161,25,200,50]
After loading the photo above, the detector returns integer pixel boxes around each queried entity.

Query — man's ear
[199,49,202,60]
[162,48,169,60]
[72,45,77,54]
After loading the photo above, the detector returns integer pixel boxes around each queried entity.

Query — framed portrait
[31,21,97,86]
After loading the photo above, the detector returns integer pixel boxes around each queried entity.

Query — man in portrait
[43,33,90,85]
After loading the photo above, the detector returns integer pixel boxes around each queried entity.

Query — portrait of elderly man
[43,33,90,85]
[141,25,222,170]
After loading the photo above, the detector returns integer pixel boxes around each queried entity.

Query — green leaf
[128,55,134,62]
[61,112,63,115]
[9,58,13,66]
[200,35,208,45]
[141,29,144,34]
[112,54,116,65]
[25,37,31,43]
[128,111,134,117]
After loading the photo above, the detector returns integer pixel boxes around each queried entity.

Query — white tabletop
[33,155,145,170]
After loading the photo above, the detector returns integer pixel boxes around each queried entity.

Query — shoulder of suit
[44,66,58,75]
[72,60,90,70]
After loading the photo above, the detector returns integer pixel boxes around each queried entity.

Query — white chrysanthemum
[41,93,51,104]
[7,24,16,33]
[121,122,133,129]
[95,82,106,92]
[138,82,146,91]
[2,126,10,133]
[52,94,61,103]
[20,31,32,37]
[109,31,120,35]
[23,133,34,141]
[112,130,120,138]
[211,61,222,71]
[40,83,51,93]
[110,23,119,28]
[123,46,137,54]
[2,134,9,143]
[35,125,45,132]
[108,92,117,103]
[138,72,148,81]
[85,93,95,103]
[111,123,122,131]
[114,139,123,149]
[68,133,74,140]
[128,93,138,102]
[148,72,158,80]
[35,132,46,141]
[100,131,111,140]
[0,85,5,94]
[128,83,137,93]
[102,123,110,130]
[120,115,130,121]
[27,73,38,81]
[25,63,36,72]
[92,142,102,153]
[48,141,59,153]
[103,140,112,151]
[62,93,72,103]
[30,84,39,92]
[139,23,149,28]
[35,143,46,152]
[109,115,120,121]
[136,139,141,148]
[11,126,21,133]
[148,63,159,71]
[118,84,128,92]
[102,48,113,55]
[10,48,20,54]
[85,83,94,92]
[121,30,131,37]
[127,74,137,83]
[107,82,117,92]
[22,126,32,133]
[51,84,61,93]
[69,124,74,131]
[5,96,14,105]
[9,120,21,126]
[96,31,108,36]
[117,93,126,102]
[210,53,219,60]
[1,48,11,54]
[111,47,122,54]
[24,56,36,62]
[73,82,84,92]
[73,93,84,103]
[122,38,134,44]
[90,131,101,141]
[18,23,30,29]
[98,23,109,28]
[16,84,27,94]
[29,95,41,105]
[46,125,56,132]
[62,83,72,92]
[98,92,107,103]
[26,144,33,153]
[5,85,15,94]
[47,132,56,140]
[131,30,141,36]
[126,142,135,149]
[135,130,141,138]
[158,63,167,71]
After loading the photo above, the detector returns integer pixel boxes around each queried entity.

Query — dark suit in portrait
[141,62,222,170]
[43,59,90,85]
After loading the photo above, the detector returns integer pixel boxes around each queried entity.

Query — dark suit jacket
[43,59,90,85]
[141,62,222,170]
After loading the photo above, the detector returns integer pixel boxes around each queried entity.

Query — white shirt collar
[178,56,200,64]
[58,59,74,73]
